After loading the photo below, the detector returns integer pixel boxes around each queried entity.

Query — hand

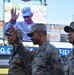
[11,7,19,21]
[7,27,20,41]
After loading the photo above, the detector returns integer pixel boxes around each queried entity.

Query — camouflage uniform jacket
[16,40,65,75]
[64,51,74,75]
[8,43,32,75]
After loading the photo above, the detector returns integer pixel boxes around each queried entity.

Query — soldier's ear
[36,30,41,36]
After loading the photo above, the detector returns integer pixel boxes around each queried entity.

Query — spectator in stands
[64,22,74,75]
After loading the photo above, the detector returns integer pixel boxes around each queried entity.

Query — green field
[0,74,7,75]
[0,68,8,75]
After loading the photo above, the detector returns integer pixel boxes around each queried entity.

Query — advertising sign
[0,46,72,56]
[58,48,72,56]
[0,46,13,55]
[0,46,36,55]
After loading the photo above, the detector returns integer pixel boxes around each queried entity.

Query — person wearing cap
[64,22,74,75]
[7,23,65,75]
[6,28,32,75]
[5,6,34,41]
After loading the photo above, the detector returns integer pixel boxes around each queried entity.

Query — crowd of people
[4,6,74,75]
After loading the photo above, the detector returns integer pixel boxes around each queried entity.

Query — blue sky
[0,0,74,25]
[47,0,74,25]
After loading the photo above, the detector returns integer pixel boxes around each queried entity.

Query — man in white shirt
[5,6,34,41]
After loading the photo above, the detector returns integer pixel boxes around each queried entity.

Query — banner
[0,46,72,56]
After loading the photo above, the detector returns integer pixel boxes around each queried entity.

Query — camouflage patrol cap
[64,22,74,33]
[6,29,23,40]
[16,29,23,40]
[27,23,47,37]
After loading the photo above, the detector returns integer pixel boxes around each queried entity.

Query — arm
[4,7,19,34]
[15,40,34,62]
[64,55,69,75]
[51,48,65,75]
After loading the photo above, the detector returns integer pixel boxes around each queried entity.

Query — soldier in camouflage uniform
[64,22,74,75]
[6,29,32,75]
[7,23,65,75]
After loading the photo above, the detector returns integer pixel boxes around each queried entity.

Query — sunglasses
[23,16,30,18]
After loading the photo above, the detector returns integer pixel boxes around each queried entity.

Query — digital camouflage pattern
[8,41,32,75]
[16,40,65,75]
[64,50,74,75]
